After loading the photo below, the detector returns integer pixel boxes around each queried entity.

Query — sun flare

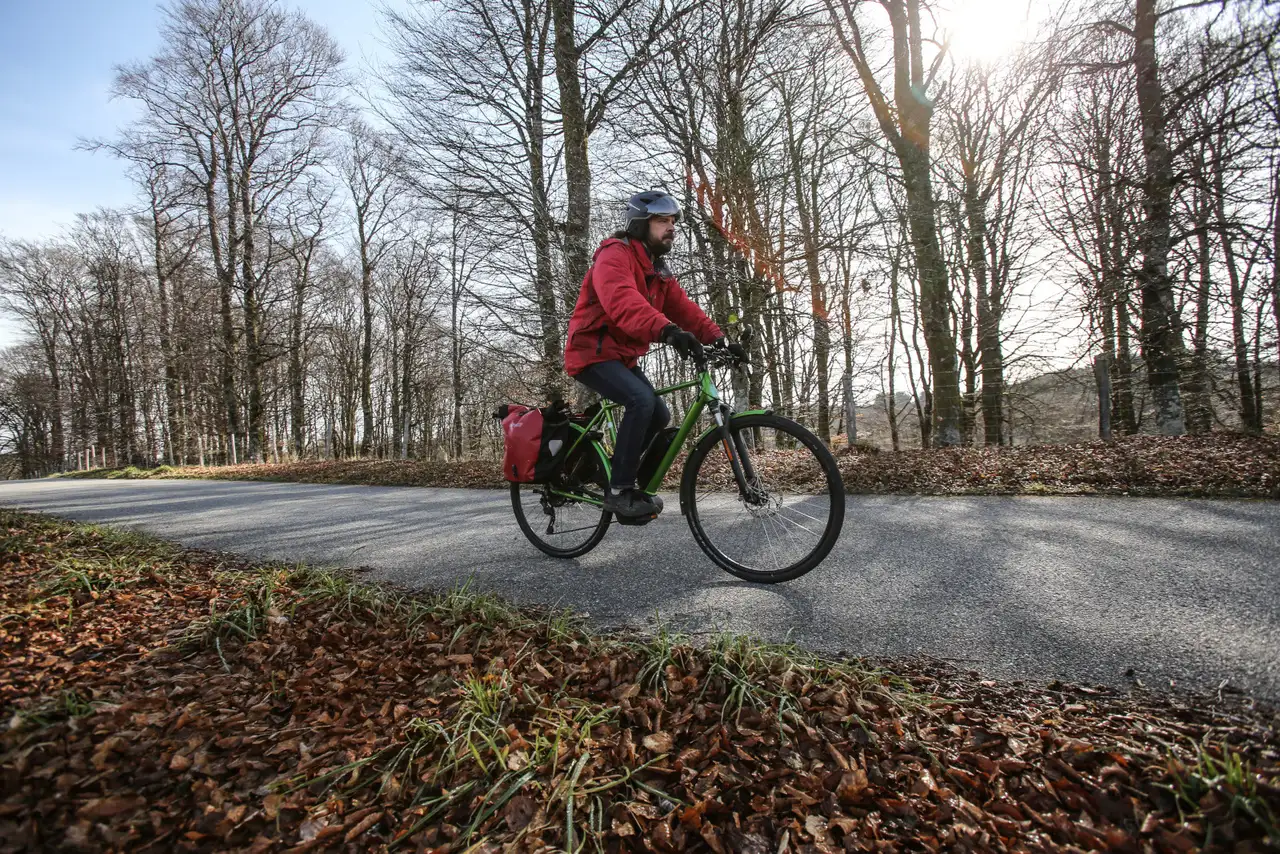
[944,0,1035,64]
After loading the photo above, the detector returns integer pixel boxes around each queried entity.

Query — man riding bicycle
[565,190,747,521]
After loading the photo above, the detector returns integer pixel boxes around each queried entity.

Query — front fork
[713,404,764,503]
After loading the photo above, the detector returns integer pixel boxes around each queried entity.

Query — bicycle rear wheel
[510,442,611,558]
[680,413,844,583]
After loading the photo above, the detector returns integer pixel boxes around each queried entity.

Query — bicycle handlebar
[690,345,749,374]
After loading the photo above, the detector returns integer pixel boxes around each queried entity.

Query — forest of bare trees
[2,0,1278,478]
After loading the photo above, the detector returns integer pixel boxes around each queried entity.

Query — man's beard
[647,235,674,258]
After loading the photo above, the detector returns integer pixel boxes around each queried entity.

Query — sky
[0,0,1039,351]
[0,0,405,350]
[0,0,400,240]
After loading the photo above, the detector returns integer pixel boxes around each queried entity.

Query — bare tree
[1043,32,1144,436]
[138,160,202,462]
[274,180,332,458]
[0,241,73,469]
[824,0,964,445]
[629,0,800,416]
[550,0,699,293]
[112,0,344,460]
[381,0,566,400]
[768,31,879,444]
[1093,0,1278,434]
[1129,0,1188,434]
[341,120,409,455]
[940,38,1060,445]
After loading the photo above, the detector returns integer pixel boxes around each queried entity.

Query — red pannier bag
[494,403,571,483]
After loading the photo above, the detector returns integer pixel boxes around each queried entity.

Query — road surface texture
[2,479,1277,701]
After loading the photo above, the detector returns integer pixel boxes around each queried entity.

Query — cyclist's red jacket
[564,237,722,377]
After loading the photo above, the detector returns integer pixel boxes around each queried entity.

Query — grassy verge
[52,432,1280,498]
[1,509,1277,852]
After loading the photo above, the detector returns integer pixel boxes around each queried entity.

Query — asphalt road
[2,479,1277,701]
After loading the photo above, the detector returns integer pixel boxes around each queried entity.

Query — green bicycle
[510,348,845,583]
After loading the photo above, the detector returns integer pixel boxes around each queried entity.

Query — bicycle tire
[510,441,612,559]
[680,413,844,582]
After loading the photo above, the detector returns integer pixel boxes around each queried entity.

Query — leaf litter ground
[60,433,1280,499]
[1,509,1277,852]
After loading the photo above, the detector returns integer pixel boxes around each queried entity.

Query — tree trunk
[104,261,136,465]
[890,250,931,447]
[40,332,65,470]
[389,331,402,459]
[900,140,961,443]
[525,17,563,401]
[452,291,464,460]
[964,184,1003,445]
[842,285,857,444]
[780,308,797,424]
[789,161,832,443]
[1272,163,1280,370]
[1114,294,1138,434]
[1133,0,1186,435]
[401,323,415,458]
[762,296,783,417]
[551,0,592,300]
[1218,215,1259,432]
[1093,354,1113,440]
[149,205,184,464]
[1186,196,1213,434]
[885,330,901,451]
[207,168,240,452]
[957,264,977,446]
[514,0,560,400]
[1253,299,1266,428]
[1101,143,1138,436]
[289,253,309,458]
[239,170,265,461]
[359,241,375,456]
[898,259,932,448]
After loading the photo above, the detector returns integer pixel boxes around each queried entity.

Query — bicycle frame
[551,363,764,508]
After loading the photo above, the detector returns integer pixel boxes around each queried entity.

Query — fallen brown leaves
[835,433,1280,498]
[58,432,1280,499]
[2,510,1278,853]
[60,459,507,490]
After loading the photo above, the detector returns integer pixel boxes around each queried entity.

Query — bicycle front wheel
[681,413,844,583]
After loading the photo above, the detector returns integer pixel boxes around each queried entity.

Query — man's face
[647,214,677,251]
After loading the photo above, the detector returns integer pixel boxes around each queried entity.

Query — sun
[943,0,1035,64]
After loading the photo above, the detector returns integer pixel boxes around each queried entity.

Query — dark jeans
[576,361,671,489]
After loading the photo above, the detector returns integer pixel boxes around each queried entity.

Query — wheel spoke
[758,509,781,571]
[768,508,808,554]
[770,509,821,537]
[776,502,827,525]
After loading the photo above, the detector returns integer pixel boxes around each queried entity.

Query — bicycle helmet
[624,190,682,240]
